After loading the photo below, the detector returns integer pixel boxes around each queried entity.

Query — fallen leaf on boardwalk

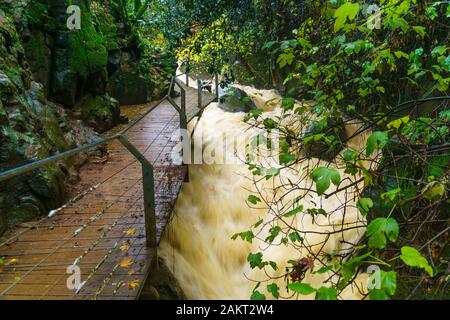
[5,258,18,266]
[120,244,130,252]
[14,276,21,281]
[119,259,134,268]
[97,225,109,232]
[0,268,3,273]
[128,269,137,275]
[128,279,140,290]
[125,228,136,235]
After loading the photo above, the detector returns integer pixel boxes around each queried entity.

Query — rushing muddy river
[159,86,372,300]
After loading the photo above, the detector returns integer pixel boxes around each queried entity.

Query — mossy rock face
[67,9,107,76]
[24,31,52,96]
[219,87,257,113]
[107,68,153,105]
[0,5,94,236]
[25,0,55,32]
[90,1,119,51]
[47,0,109,106]
[75,94,120,132]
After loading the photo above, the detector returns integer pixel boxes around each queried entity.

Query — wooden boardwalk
[0,83,215,300]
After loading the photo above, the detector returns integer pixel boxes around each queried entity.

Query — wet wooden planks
[0,85,215,300]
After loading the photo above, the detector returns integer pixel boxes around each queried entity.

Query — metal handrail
[0,71,219,251]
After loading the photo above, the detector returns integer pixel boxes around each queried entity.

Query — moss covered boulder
[75,94,120,132]
[219,87,257,113]
[107,68,153,105]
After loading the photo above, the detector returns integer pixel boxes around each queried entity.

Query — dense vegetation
[155,0,449,300]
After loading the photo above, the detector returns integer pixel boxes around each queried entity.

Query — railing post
[215,73,219,102]
[197,79,202,108]
[117,136,157,250]
[186,72,189,87]
[142,164,157,249]
[181,87,186,121]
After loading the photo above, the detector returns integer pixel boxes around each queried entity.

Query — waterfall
[159,86,372,300]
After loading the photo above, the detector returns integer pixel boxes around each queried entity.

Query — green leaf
[281,98,296,111]
[380,271,397,295]
[357,198,374,216]
[381,188,401,202]
[313,265,333,274]
[369,289,390,300]
[400,246,434,276]
[288,232,303,243]
[310,167,341,195]
[343,149,357,162]
[267,283,280,299]
[283,205,304,217]
[366,131,388,156]
[333,2,360,32]
[248,195,261,205]
[427,153,450,177]
[366,218,399,249]
[431,45,447,58]
[254,219,264,228]
[265,226,282,243]
[370,270,397,296]
[315,287,337,300]
[412,26,426,38]
[250,290,266,300]
[263,118,278,129]
[247,252,264,269]
[269,261,278,271]
[287,283,316,295]
[231,231,255,243]
[279,153,297,165]
[277,52,295,68]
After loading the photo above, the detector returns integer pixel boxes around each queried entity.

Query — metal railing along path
[0,72,219,252]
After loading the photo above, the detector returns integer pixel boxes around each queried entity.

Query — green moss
[68,7,107,76]
[27,33,48,69]
[25,0,54,30]
[90,1,119,50]
[76,95,119,132]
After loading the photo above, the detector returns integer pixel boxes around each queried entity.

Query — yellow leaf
[422,182,446,200]
[120,244,130,252]
[5,258,18,266]
[387,116,410,130]
[125,228,136,236]
[127,269,137,276]
[128,279,140,290]
[119,259,134,268]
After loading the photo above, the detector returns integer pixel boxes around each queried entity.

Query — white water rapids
[159,86,374,300]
